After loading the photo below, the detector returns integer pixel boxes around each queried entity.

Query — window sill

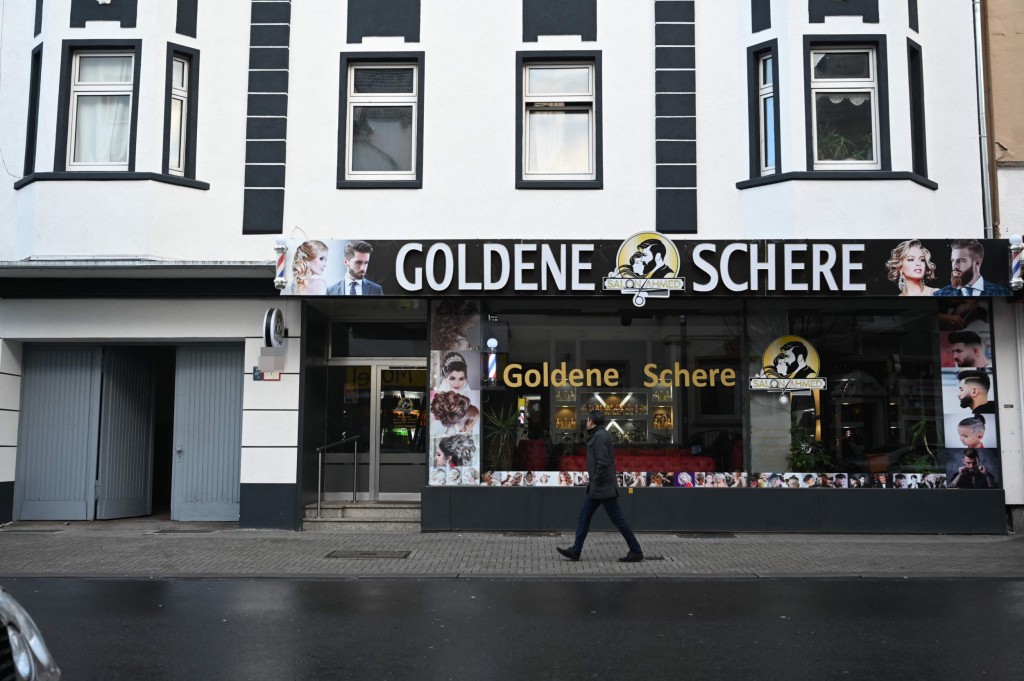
[516,179,603,190]
[14,172,210,190]
[736,171,937,191]
[336,179,423,189]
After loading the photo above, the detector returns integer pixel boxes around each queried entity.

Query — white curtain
[73,56,132,164]
[527,110,590,174]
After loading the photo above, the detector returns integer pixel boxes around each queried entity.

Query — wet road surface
[4,577,1024,680]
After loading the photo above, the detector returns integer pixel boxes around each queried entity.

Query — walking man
[557,411,644,563]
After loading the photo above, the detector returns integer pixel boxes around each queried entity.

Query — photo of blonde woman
[886,239,938,296]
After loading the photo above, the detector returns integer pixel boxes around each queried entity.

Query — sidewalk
[1,518,1022,579]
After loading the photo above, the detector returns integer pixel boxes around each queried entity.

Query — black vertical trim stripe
[34,0,44,36]
[70,0,138,28]
[907,39,927,177]
[752,0,771,33]
[243,1,290,235]
[176,0,199,38]
[808,0,878,24]
[523,0,597,42]
[347,0,421,44]
[908,0,919,32]
[655,1,696,233]
[24,45,43,175]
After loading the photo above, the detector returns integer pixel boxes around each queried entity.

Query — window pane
[762,56,773,86]
[354,68,415,94]
[170,98,184,169]
[763,96,775,168]
[351,106,414,172]
[73,95,130,163]
[815,92,874,161]
[527,110,591,174]
[527,67,591,95]
[813,52,870,79]
[78,55,133,83]
[172,59,187,89]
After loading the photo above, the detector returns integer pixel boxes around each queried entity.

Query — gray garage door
[171,344,244,521]
[15,346,103,520]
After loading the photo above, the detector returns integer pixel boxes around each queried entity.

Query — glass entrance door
[326,361,427,501]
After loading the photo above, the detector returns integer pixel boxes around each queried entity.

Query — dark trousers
[571,496,642,555]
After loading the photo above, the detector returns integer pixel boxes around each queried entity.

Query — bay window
[809,47,880,170]
[67,51,134,170]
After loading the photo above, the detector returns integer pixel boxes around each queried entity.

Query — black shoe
[556,547,581,561]
[619,551,644,563]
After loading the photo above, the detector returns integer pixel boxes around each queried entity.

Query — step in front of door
[303,503,421,532]
[306,502,421,521]
[302,517,421,533]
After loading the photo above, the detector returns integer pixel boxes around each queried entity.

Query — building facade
[0,0,1018,532]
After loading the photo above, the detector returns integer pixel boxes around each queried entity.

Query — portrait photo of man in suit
[933,239,1011,297]
[327,240,384,295]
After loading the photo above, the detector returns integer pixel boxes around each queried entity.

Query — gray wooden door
[14,346,103,520]
[96,349,156,519]
[171,345,243,521]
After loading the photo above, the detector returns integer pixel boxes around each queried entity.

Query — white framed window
[809,47,880,170]
[758,54,776,176]
[344,64,418,181]
[168,56,189,176]
[67,51,134,171]
[521,62,596,181]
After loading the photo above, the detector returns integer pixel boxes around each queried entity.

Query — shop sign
[276,237,1016,303]
[749,336,827,405]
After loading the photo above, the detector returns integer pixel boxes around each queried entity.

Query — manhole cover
[151,529,215,534]
[327,550,411,559]
[674,532,737,539]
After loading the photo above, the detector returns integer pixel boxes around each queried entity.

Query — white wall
[0,341,23,484]
[0,300,303,486]
[993,303,1023,505]
[698,0,986,240]
[0,1,989,263]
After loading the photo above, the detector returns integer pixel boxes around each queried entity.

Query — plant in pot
[787,416,833,472]
[899,414,938,471]
[482,404,525,471]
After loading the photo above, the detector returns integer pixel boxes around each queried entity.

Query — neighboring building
[983,0,1024,530]
[0,1,1016,533]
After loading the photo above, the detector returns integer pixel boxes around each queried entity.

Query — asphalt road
[5,577,1024,681]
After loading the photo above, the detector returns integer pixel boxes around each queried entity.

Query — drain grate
[0,529,64,533]
[150,529,215,534]
[675,532,737,539]
[327,550,411,559]
[503,531,562,537]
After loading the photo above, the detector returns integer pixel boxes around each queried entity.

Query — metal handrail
[317,434,360,518]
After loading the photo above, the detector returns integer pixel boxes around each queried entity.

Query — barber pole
[274,238,288,290]
[1010,235,1023,291]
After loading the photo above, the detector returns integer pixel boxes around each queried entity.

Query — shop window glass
[446,299,744,486]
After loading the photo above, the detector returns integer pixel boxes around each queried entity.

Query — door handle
[175,446,184,459]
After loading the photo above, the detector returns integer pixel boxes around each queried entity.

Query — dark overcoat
[585,427,618,500]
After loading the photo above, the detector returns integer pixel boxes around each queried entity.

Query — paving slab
[0,519,1021,580]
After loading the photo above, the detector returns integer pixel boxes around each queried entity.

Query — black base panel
[0,481,12,523]
[240,483,300,530]
[421,488,1008,534]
